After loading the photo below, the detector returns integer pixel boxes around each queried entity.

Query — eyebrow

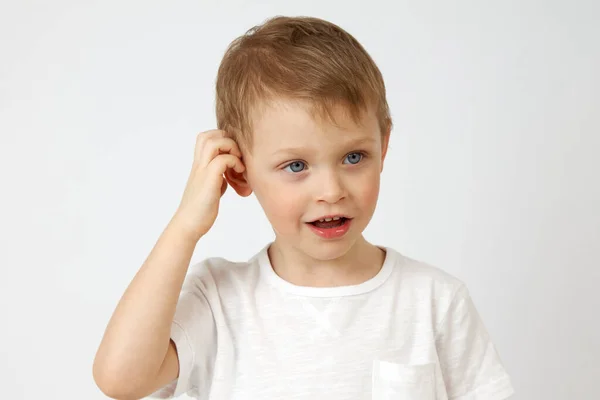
[271,137,378,156]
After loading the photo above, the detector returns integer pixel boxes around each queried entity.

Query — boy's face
[241,99,389,261]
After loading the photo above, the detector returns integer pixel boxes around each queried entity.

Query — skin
[92,97,390,399]
[230,99,390,287]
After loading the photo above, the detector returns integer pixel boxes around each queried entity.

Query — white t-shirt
[150,245,514,400]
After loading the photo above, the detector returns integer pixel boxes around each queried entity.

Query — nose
[316,169,347,204]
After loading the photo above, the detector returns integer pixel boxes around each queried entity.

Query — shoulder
[181,249,263,295]
[383,247,472,328]
[386,247,467,296]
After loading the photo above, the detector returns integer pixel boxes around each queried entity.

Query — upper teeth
[319,217,341,222]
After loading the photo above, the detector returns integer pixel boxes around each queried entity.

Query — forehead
[249,99,380,153]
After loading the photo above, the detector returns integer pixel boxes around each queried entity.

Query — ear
[225,168,253,197]
[380,126,391,172]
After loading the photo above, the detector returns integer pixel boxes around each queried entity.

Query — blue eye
[284,161,306,173]
[344,152,363,165]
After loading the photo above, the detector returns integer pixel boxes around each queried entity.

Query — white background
[1,1,598,399]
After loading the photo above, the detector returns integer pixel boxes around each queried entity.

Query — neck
[267,236,385,288]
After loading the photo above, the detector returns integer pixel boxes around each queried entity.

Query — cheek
[354,169,381,209]
[252,176,305,224]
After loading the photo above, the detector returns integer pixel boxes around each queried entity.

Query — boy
[93,16,514,400]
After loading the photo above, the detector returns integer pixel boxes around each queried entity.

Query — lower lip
[307,218,352,239]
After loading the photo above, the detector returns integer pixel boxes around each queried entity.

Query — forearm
[93,217,199,387]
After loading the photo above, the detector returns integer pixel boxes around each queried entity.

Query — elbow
[93,358,146,400]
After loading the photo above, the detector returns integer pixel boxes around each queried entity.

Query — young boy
[93,16,514,400]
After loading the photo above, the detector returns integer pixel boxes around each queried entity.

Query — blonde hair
[215,16,392,151]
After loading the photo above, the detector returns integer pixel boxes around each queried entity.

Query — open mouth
[308,216,350,229]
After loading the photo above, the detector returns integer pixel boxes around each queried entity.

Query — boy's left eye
[343,152,363,165]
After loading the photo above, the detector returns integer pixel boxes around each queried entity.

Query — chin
[300,236,359,261]
[273,222,365,261]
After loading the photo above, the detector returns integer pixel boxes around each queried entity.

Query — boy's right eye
[283,161,306,173]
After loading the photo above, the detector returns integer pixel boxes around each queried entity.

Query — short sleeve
[148,276,218,399]
[435,285,515,400]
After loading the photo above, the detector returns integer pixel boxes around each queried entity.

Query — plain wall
[1,1,598,399]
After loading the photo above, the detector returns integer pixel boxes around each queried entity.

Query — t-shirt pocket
[372,360,437,400]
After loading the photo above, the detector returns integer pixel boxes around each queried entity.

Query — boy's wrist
[167,213,204,245]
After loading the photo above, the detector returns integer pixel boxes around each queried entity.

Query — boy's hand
[172,129,245,241]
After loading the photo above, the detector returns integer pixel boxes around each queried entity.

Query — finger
[220,178,228,197]
[197,137,242,168]
[208,154,245,176]
[197,139,241,169]
[194,130,226,161]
